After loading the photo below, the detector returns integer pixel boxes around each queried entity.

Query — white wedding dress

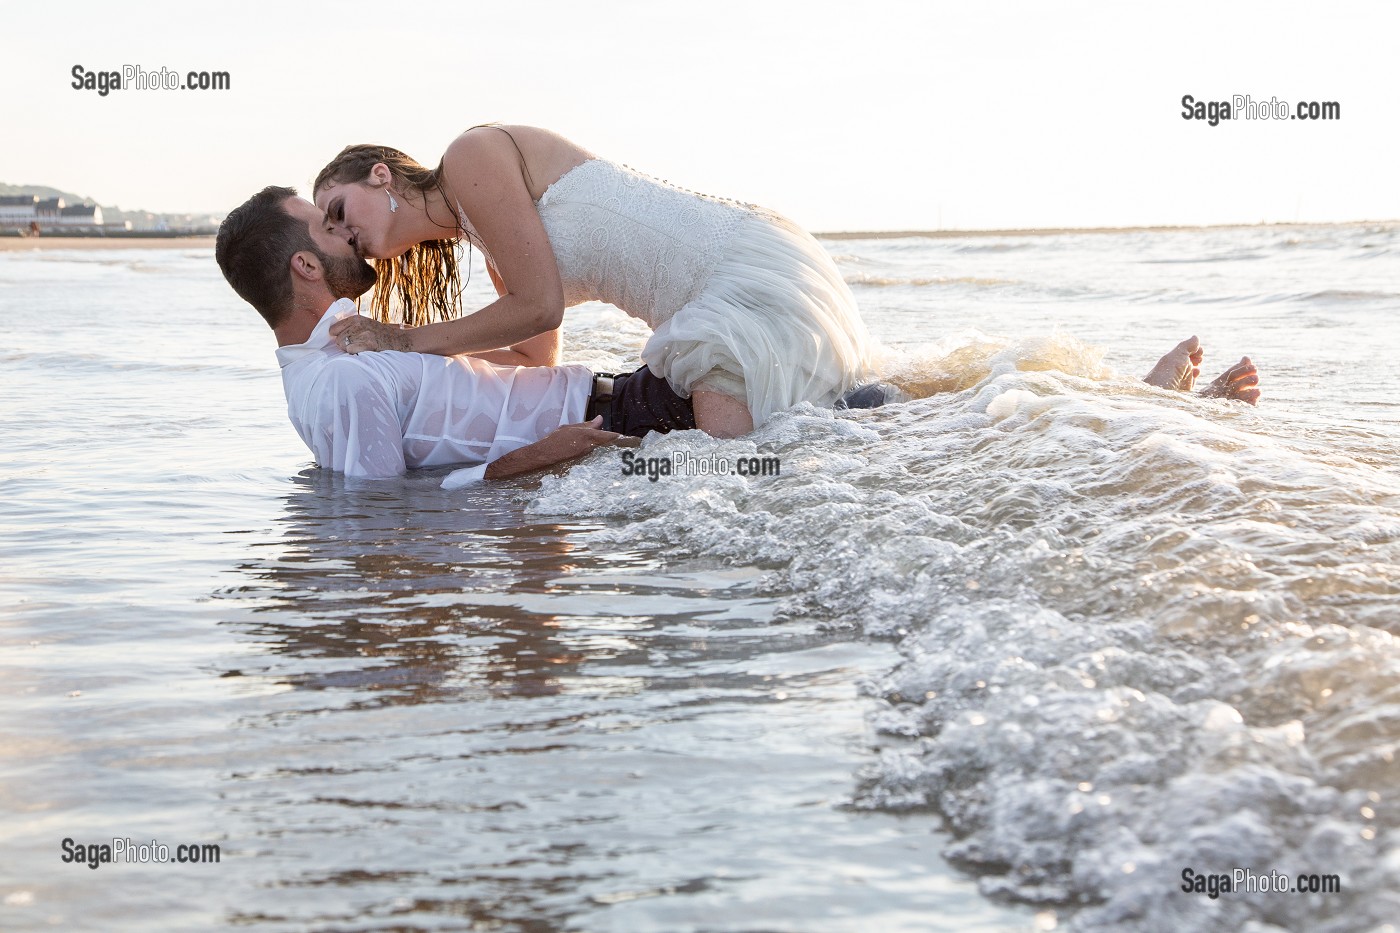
[463,158,877,427]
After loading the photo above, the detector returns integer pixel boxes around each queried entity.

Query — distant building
[1,191,210,234]
[0,195,40,222]
[1,194,108,231]
[35,197,61,221]
[60,203,103,226]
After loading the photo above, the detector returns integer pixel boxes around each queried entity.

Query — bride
[313,124,878,437]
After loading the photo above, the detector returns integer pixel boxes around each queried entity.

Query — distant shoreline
[0,235,216,251]
[814,219,1397,240]
[2,220,1393,253]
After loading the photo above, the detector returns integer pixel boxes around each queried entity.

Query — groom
[217,186,767,486]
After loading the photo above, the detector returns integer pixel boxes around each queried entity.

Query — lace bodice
[460,159,753,327]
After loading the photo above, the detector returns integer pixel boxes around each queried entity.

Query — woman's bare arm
[331,127,567,362]
[410,127,565,352]
[465,260,561,367]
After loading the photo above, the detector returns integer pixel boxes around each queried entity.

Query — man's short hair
[215,186,314,328]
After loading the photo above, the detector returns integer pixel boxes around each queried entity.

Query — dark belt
[584,372,617,431]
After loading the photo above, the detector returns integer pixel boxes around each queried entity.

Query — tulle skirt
[640,208,878,427]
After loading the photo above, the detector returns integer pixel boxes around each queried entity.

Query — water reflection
[220,469,679,704]
[202,471,1015,932]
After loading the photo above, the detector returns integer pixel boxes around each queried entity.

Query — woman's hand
[328,316,415,354]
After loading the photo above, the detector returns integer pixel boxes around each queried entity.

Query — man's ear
[290,250,322,283]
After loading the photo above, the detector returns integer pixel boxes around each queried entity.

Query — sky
[2,0,1396,232]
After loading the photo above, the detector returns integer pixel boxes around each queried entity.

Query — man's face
[284,196,377,299]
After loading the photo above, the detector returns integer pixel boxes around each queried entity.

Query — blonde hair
[313,143,464,326]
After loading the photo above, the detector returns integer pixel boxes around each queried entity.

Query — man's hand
[329,316,414,354]
[543,417,642,458]
[483,416,640,481]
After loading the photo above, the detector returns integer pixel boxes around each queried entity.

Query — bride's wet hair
[313,144,467,327]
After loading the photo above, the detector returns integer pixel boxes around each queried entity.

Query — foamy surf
[528,334,1400,931]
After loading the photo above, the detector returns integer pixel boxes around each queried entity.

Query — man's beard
[320,249,378,300]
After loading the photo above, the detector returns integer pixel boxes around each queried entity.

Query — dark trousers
[587,367,894,438]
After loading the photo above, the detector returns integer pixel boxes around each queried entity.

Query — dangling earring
[387,189,399,213]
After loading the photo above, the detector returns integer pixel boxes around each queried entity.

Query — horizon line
[814,219,1399,240]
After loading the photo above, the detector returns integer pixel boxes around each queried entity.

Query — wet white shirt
[275,300,591,484]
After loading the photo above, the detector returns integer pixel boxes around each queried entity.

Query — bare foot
[1198,356,1261,405]
[1143,336,1204,391]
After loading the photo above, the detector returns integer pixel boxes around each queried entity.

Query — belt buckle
[593,374,615,402]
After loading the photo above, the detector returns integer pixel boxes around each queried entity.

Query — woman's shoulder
[447,125,591,160]
[443,125,598,202]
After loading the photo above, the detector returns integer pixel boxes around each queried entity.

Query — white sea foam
[529,333,1400,931]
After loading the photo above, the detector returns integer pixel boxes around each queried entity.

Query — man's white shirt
[275,299,591,483]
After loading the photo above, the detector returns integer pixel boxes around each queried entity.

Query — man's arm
[466,328,561,368]
[442,417,638,488]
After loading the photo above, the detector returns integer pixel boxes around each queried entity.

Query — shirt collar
[274,298,361,369]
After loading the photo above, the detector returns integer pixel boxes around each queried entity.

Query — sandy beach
[0,236,216,251]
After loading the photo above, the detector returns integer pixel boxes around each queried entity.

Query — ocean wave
[948,241,1036,254]
[1168,289,1399,308]
[522,336,1400,931]
[845,273,1022,288]
[1140,251,1271,264]
[876,332,1111,397]
[0,349,266,378]
[1295,289,1399,303]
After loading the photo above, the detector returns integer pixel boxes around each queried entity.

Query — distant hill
[0,182,102,204]
[0,182,221,232]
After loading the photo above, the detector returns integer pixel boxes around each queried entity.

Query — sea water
[1,223,1397,931]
